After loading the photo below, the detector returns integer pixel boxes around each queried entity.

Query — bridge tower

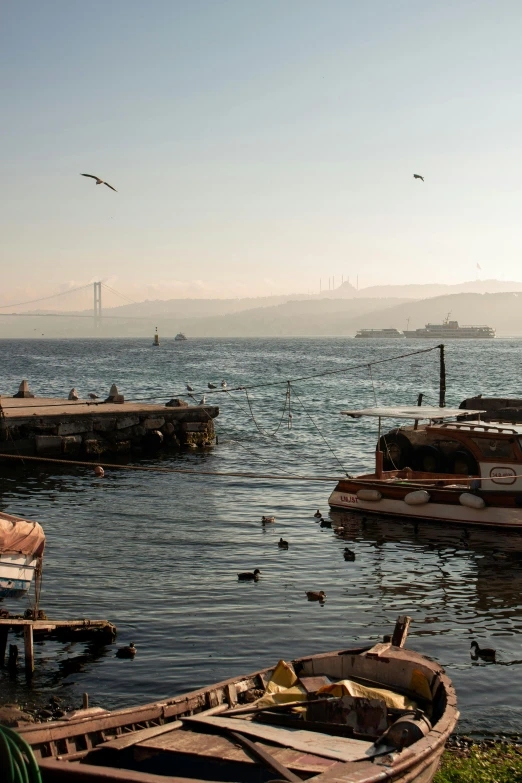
[93,281,102,329]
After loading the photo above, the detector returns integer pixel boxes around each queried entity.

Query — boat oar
[221,696,335,717]
[226,729,302,783]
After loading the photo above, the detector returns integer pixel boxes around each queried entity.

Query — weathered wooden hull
[18,641,458,783]
[329,473,522,528]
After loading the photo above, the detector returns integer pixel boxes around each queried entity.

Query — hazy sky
[2,1,522,307]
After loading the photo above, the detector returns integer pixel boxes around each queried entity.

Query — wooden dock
[0,617,116,674]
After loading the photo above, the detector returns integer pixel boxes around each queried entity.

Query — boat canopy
[0,512,45,557]
[340,406,486,420]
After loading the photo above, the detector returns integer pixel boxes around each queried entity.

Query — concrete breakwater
[0,384,219,459]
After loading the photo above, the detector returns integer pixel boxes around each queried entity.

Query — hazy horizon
[3,2,522,306]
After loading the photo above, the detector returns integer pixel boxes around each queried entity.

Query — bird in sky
[81,174,117,191]
[413,174,424,181]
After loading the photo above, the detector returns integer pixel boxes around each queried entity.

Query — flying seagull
[81,174,117,192]
[413,174,424,181]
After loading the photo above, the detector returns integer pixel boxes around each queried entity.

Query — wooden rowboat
[18,617,458,783]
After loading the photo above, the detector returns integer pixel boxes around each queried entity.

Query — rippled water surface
[1,337,522,736]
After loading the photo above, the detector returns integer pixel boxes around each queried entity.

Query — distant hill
[341,292,522,336]
[2,283,522,338]
[334,278,522,299]
[168,292,522,337]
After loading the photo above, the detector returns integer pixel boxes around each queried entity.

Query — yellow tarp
[254,659,430,713]
[317,680,417,711]
[255,660,306,707]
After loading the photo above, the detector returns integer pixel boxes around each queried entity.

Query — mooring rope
[289,384,349,475]
[5,343,442,409]
[0,452,342,481]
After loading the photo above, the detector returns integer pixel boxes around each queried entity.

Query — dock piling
[8,644,18,670]
[0,627,8,665]
[24,624,34,675]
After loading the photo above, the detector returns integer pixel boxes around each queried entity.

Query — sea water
[0,337,521,736]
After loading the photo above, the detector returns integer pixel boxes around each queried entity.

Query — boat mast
[439,344,446,407]
[375,416,383,478]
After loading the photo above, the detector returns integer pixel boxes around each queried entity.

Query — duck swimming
[278,538,289,549]
[238,569,261,581]
[116,642,136,659]
[306,591,326,602]
[262,516,275,524]
[314,510,322,518]
[343,547,356,561]
[470,641,496,662]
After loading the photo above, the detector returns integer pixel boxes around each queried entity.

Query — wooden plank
[0,619,112,627]
[103,721,183,750]
[182,715,389,762]
[103,704,228,752]
[138,728,339,774]
[361,642,390,659]
[392,616,411,648]
[228,730,302,783]
[38,757,223,783]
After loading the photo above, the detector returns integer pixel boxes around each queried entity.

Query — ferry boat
[404,315,495,339]
[0,511,45,598]
[175,332,187,341]
[328,405,522,528]
[355,328,404,338]
[19,616,457,783]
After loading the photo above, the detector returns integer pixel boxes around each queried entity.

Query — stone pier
[0,387,219,459]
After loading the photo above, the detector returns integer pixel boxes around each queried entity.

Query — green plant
[435,743,522,783]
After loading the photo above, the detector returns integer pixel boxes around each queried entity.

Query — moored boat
[0,511,45,598]
[328,405,522,528]
[404,316,495,339]
[355,328,404,338]
[18,617,457,783]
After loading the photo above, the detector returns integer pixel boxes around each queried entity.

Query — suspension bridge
[0,282,170,329]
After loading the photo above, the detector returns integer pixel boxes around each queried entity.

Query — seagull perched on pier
[221,380,227,389]
[413,174,424,181]
[88,393,99,400]
[186,384,194,392]
[208,383,217,389]
[81,174,117,191]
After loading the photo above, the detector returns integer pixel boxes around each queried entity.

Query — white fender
[459,492,485,510]
[357,489,382,502]
[404,490,431,505]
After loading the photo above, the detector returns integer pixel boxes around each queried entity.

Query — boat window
[471,438,515,459]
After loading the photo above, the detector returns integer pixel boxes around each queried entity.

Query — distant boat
[175,333,187,341]
[0,512,45,598]
[404,314,495,339]
[355,328,404,338]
